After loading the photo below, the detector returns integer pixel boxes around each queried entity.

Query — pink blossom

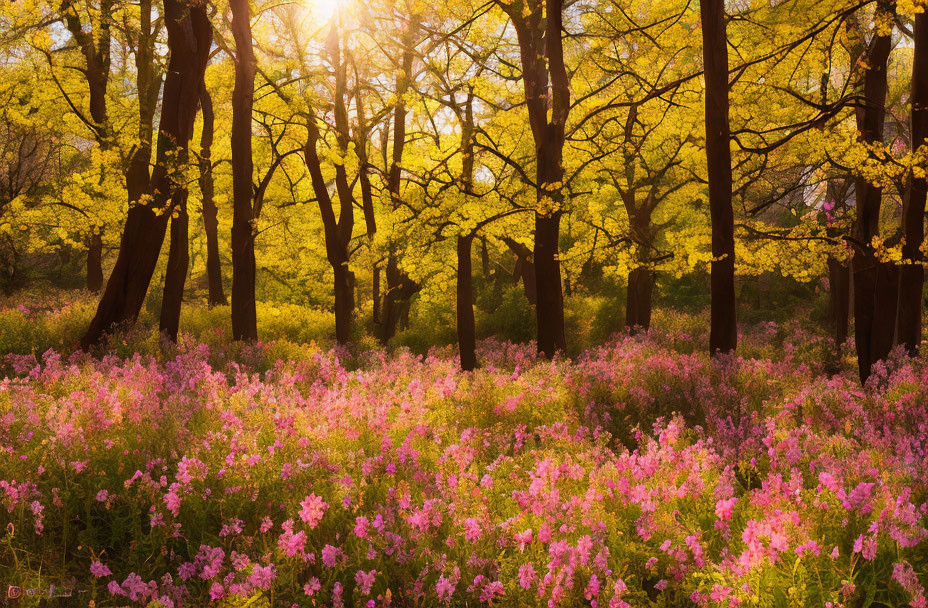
[298,493,327,528]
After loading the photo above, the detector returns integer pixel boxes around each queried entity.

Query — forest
[0,0,927,606]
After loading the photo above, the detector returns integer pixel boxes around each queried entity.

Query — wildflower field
[0,299,925,608]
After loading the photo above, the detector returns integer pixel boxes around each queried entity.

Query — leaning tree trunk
[199,86,226,306]
[86,231,103,292]
[159,188,189,341]
[229,0,258,342]
[851,4,893,382]
[896,11,928,355]
[700,0,737,356]
[80,0,211,348]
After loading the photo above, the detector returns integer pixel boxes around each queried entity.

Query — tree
[198,85,227,307]
[850,0,894,382]
[495,0,570,358]
[302,19,357,345]
[896,6,928,354]
[81,0,212,347]
[700,0,737,356]
[229,0,258,342]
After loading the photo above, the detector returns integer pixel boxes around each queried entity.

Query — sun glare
[306,0,343,21]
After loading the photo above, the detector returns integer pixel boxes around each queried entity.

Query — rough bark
[896,12,928,355]
[198,86,226,306]
[700,0,737,356]
[851,3,893,382]
[81,0,211,348]
[230,0,258,342]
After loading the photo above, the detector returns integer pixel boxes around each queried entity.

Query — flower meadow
[0,309,927,608]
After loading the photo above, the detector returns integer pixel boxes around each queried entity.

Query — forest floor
[0,294,926,608]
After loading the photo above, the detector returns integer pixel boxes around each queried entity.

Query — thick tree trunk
[504,0,569,357]
[333,264,354,345]
[534,208,566,356]
[230,0,258,342]
[159,190,189,341]
[896,12,928,355]
[625,266,654,332]
[457,234,477,371]
[86,231,103,292]
[199,87,226,307]
[81,0,211,348]
[851,4,893,382]
[827,258,850,345]
[700,0,737,356]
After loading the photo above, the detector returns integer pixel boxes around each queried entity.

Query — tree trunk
[534,208,566,356]
[303,23,357,346]
[86,230,103,292]
[896,12,928,355]
[827,258,850,345]
[381,20,419,344]
[304,114,354,345]
[625,266,654,332]
[455,92,480,370]
[159,190,189,341]
[504,238,537,304]
[230,0,258,342]
[355,76,379,326]
[457,234,477,371]
[503,0,569,357]
[851,3,893,382]
[700,0,737,356]
[199,86,226,306]
[333,263,354,345]
[81,0,211,348]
